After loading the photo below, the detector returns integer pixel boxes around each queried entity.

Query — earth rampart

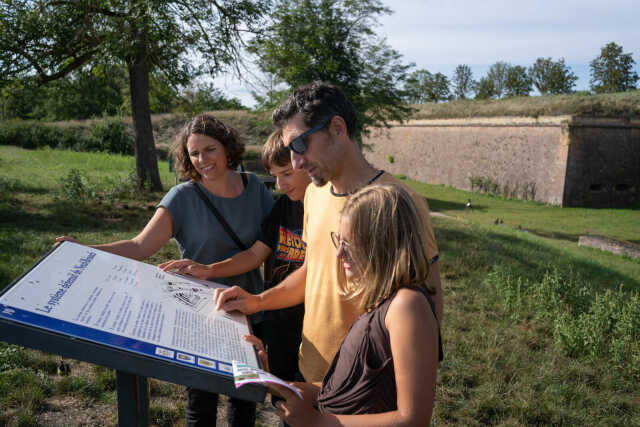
[363,116,639,207]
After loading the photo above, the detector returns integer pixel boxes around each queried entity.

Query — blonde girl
[270,184,442,426]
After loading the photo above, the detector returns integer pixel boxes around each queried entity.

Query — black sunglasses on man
[287,117,332,154]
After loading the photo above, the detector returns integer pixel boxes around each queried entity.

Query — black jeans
[185,388,256,427]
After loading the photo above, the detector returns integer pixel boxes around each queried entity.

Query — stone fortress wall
[362,116,640,208]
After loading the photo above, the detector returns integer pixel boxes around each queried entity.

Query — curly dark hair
[172,113,245,181]
[272,81,357,139]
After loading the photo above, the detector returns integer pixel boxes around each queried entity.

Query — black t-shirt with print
[260,195,305,287]
[259,194,305,380]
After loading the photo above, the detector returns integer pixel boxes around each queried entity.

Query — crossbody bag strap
[192,182,249,251]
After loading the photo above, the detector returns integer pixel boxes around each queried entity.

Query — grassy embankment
[413,90,640,119]
[16,91,639,160]
[1,145,639,425]
[45,110,273,158]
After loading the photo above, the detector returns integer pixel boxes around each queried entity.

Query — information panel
[0,242,259,377]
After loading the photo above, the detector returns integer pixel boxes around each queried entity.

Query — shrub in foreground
[486,268,640,378]
[57,168,139,204]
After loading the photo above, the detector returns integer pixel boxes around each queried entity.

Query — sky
[215,0,640,107]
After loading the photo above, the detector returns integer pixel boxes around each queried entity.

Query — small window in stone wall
[590,184,604,192]
[614,183,633,192]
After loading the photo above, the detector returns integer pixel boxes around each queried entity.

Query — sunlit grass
[404,177,640,244]
[431,217,639,425]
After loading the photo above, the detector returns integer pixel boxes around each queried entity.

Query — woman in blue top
[56,113,274,427]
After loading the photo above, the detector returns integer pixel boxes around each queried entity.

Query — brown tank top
[317,287,442,415]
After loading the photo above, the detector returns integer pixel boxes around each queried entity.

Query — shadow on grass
[0,179,49,196]
[529,228,640,245]
[1,197,153,290]
[525,229,583,243]
[424,197,488,213]
[0,237,26,289]
[435,220,640,293]
[1,196,152,235]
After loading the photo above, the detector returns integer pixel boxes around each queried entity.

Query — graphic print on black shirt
[260,195,306,288]
[275,225,305,262]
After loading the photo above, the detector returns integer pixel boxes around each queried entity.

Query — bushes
[0,119,133,155]
[487,267,640,378]
[0,121,78,149]
[469,175,501,196]
[57,168,138,204]
[89,119,134,155]
[469,175,537,200]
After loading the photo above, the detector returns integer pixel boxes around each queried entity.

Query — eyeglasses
[330,231,351,253]
[288,118,331,154]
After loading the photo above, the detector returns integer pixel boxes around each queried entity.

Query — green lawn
[1,146,638,425]
[406,178,640,244]
[0,145,181,290]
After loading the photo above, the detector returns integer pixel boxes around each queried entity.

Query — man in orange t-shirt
[215,81,442,382]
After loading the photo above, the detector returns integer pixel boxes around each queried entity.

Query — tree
[528,57,578,95]
[504,65,532,97]
[177,83,246,115]
[248,0,413,143]
[452,64,475,99]
[474,77,495,100]
[486,61,510,98]
[1,66,126,120]
[405,69,450,103]
[590,42,639,93]
[251,86,291,112]
[0,0,268,190]
[404,70,429,104]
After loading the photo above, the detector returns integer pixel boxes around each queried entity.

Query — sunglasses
[330,231,351,253]
[288,117,331,154]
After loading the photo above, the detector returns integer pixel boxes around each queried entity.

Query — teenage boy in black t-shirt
[159,128,310,382]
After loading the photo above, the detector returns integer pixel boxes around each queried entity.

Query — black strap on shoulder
[241,172,248,188]
[192,182,248,251]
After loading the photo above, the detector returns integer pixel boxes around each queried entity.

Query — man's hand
[213,286,261,314]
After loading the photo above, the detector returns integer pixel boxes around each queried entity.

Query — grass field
[406,179,640,294]
[1,145,639,426]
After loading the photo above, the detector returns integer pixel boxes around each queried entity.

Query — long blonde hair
[340,184,433,311]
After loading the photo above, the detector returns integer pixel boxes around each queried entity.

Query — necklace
[330,169,384,197]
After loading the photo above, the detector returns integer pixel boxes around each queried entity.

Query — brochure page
[232,361,302,398]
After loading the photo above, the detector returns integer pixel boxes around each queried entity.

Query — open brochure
[232,361,303,399]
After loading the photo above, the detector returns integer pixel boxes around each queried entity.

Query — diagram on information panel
[161,281,214,312]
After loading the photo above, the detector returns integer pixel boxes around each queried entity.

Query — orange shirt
[299,173,438,382]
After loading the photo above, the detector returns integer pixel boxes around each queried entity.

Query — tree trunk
[127,24,162,192]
